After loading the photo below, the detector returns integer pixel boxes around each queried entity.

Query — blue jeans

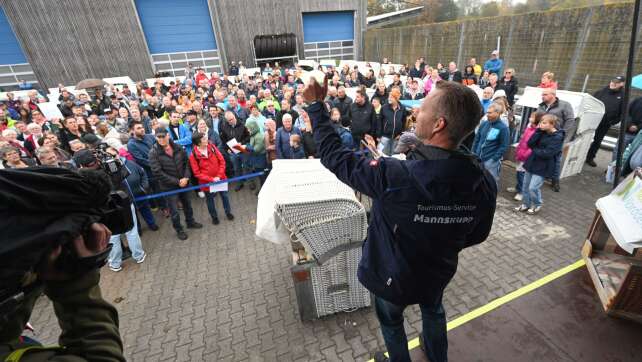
[612,133,636,161]
[483,159,501,186]
[205,190,231,219]
[109,204,145,268]
[374,296,447,362]
[379,136,397,156]
[515,170,525,193]
[136,199,156,227]
[522,172,545,208]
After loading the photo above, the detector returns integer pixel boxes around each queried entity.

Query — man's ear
[432,117,447,134]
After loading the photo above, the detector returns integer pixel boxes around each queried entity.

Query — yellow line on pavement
[368,259,586,361]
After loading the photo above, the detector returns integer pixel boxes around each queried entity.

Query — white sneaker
[527,206,542,215]
[198,191,205,198]
[514,193,523,201]
[514,205,528,212]
[109,265,122,272]
[506,187,517,193]
[136,252,146,264]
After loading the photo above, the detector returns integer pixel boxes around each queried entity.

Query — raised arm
[304,80,386,197]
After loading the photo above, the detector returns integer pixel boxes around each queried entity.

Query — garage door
[0,6,37,89]
[302,11,355,62]
[135,0,221,76]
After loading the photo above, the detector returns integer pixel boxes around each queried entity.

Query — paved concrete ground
[29,150,613,361]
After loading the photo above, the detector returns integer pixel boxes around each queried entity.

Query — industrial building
[0,0,366,90]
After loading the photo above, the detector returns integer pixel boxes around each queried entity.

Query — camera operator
[73,149,147,272]
[0,168,126,361]
[304,79,497,362]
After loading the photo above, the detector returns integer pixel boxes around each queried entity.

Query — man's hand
[364,134,376,148]
[212,177,220,182]
[41,223,112,281]
[301,77,328,104]
[179,178,189,187]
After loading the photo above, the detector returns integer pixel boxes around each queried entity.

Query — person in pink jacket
[508,111,544,201]
[423,68,442,95]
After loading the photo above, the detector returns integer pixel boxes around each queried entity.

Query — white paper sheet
[226,138,241,154]
[210,182,228,193]
[38,102,64,120]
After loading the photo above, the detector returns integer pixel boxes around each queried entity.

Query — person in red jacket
[194,68,209,87]
[189,132,234,225]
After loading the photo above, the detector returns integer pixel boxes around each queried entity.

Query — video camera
[93,142,125,177]
[0,166,133,321]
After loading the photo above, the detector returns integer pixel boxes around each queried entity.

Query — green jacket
[246,119,265,154]
[1,117,17,129]
[0,270,125,362]
[257,97,281,112]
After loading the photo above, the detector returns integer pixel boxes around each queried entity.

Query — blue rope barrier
[134,171,264,202]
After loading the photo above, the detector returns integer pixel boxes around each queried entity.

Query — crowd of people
[0,48,630,270]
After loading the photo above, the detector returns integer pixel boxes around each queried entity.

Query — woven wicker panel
[310,248,371,317]
[274,172,367,262]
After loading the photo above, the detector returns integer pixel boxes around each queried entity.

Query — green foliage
[480,1,500,17]
[437,0,460,21]
[371,0,633,25]
[367,0,397,16]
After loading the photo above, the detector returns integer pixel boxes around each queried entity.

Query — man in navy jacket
[305,80,497,362]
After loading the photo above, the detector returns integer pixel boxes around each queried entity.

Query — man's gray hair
[1,129,17,137]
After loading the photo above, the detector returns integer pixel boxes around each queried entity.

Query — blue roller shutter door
[135,0,221,76]
[302,11,355,61]
[0,6,37,89]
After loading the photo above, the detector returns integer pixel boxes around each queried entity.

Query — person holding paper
[219,111,250,191]
[189,131,234,225]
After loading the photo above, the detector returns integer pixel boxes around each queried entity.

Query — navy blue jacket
[286,145,306,159]
[524,129,565,178]
[380,103,406,139]
[122,158,149,198]
[275,127,302,159]
[309,101,497,306]
[127,134,156,176]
